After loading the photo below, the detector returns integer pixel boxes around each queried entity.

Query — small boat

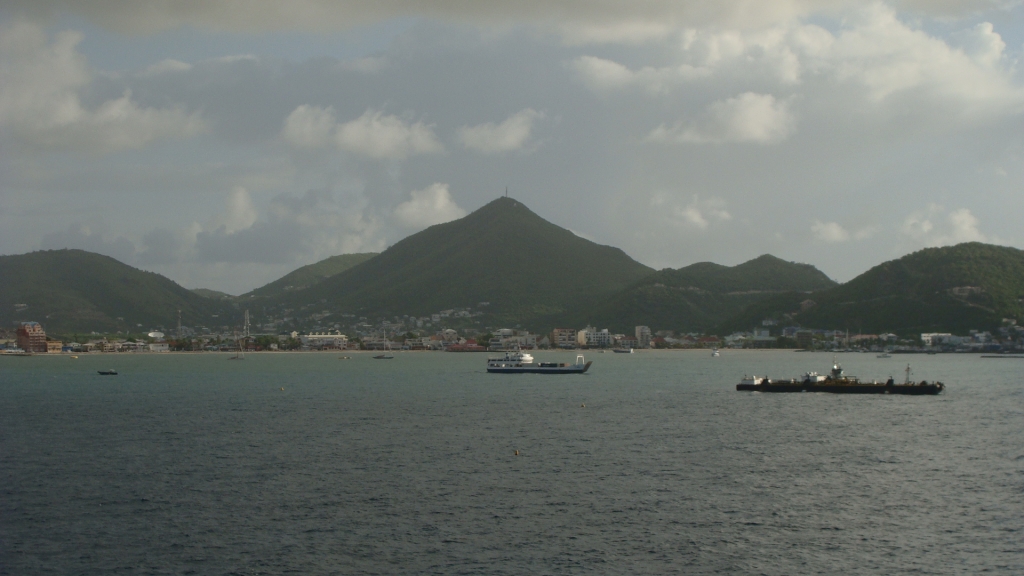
[711,348,720,357]
[373,325,395,359]
[877,353,892,358]
[339,356,351,360]
[487,350,592,374]
[70,355,79,359]
[612,348,633,354]
[1,348,32,356]
[230,310,250,359]
[97,369,118,375]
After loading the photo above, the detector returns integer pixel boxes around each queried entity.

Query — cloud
[0,1,834,35]
[812,221,851,243]
[902,204,988,246]
[812,221,876,243]
[282,106,444,159]
[651,193,731,230]
[195,188,382,264]
[572,56,710,94]
[0,21,206,153]
[807,6,1023,115]
[336,109,444,159]
[210,186,259,234]
[458,109,543,154]
[39,223,137,262]
[282,104,337,148]
[16,0,1011,36]
[139,58,192,76]
[393,183,467,228]
[648,92,796,144]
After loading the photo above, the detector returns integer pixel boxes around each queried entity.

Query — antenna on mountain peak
[505,187,508,198]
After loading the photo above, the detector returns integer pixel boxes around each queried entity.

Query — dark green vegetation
[719,243,1024,334]
[0,250,238,333]
[577,255,836,333]
[191,288,235,300]
[5,207,1021,337]
[278,197,655,327]
[243,253,378,299]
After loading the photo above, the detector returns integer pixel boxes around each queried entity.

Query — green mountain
[243,253,378,299]
[719,242,1024,335]
[275,197,655,327]
[0,249,238,334]
[192,288,235,300]
[576,255,837,333]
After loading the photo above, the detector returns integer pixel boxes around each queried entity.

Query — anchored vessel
[737,361,944,395]
[487,350,592,374]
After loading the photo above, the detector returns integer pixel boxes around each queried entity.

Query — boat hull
[737,382,943,395]
[487,361,592,374]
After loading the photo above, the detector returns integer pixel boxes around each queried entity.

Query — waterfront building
[552,328,577,349]
[16,322,47,353]
[301,331,348,349]
[635,326,652,348]
[577,326,613,348]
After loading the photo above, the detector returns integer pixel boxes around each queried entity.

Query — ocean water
[1,350,1022,575]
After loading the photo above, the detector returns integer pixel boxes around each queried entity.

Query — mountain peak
[287,194,654,326]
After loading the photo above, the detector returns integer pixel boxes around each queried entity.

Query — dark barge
[737,362,944,395]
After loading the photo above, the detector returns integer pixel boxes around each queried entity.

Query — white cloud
[953,22,1006,68]
[139,58,192,77]
[810,6,1023,114]
[195,188,383,265]
[282,106,444,159]
[0,21,206,153]
[812,221,876,242]
[812,221,851,243]
[282,104,337,148]
[572,56,710,94]
[902,204,988,246]
[210,187,259,234]
[458,108,543,154]
[393,183,467,228]
[652,193,731,230]
[336,110,444,159]
[648,92,796,144]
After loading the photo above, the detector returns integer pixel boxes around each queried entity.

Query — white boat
[711,348,720,357]
[487,350,592,374]
[877,353,892,358]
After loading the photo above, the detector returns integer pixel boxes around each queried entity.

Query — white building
[577,326,613,347]
[920,333,953,346]
[489,329,537,350]
[302,331,348,348]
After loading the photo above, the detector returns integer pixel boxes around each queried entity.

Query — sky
[2,1,1023,294]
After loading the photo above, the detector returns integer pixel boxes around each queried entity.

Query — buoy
[280,387,284,391]
[514,449,519,456]
[581,403,585,408]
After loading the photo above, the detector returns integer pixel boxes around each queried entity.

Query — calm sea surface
[1,350,1022,574]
